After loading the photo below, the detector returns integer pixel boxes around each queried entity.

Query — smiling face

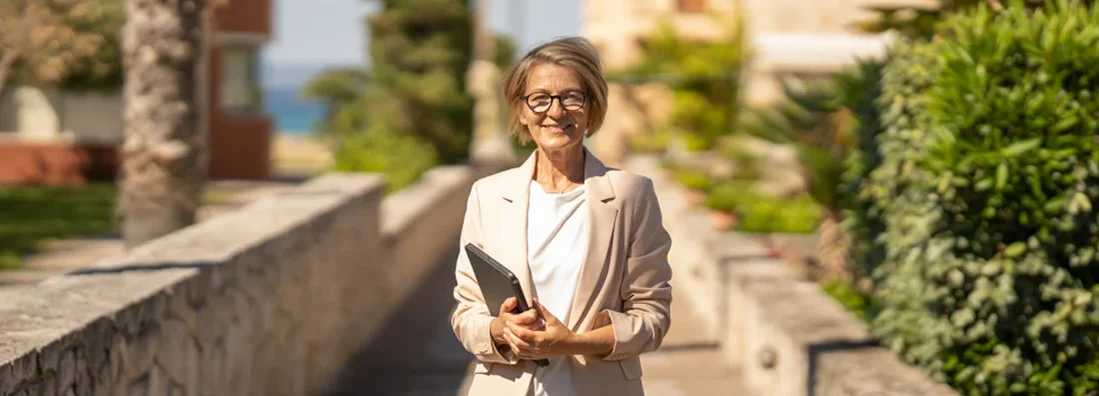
[519,62,589,153]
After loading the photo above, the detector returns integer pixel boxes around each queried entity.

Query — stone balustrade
[0,164,483,396]
[626,155,959,396]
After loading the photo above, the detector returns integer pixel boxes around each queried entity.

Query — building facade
[0,0,273,185]
[581,0,926,104]
[581,0,741,72]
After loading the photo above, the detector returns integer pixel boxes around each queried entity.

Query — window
[677,0,706,13]
[220,45,261,113]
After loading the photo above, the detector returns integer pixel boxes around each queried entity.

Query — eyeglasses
[521,91,588,113]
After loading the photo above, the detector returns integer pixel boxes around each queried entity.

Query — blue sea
[265,87,326,136]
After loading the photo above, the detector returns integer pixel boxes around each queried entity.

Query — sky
[262,0,582,87]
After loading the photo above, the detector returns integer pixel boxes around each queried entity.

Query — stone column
[466,59,517,173]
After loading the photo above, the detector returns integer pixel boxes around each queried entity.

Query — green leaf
[1052,115,1079,132]
[974,177,994,191]
[1001,138,1042,157]
[1045,196,1068,213]
[995,162,1009,190]
[1005,242,1027,258]
[1073,192,1092,213]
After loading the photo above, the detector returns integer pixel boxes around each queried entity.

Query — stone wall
[0,165,481,396]
[626,155,959,396]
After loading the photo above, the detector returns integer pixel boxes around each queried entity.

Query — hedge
[843,1,1099,394]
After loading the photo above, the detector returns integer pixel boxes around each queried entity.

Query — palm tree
[738,71,860,281]
[117,0,207,248]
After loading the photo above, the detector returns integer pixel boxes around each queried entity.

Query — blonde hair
[501,37,609,143]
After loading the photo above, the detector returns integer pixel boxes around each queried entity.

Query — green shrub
[0,184,117,270]
[844,2,1099,394]
[821,278,880,323]
[674,168,713,192]
[705,181,822,234]
[628,129,673,154]
[703,181,750,212]
[332,125,439,193]
[736,193,821,234]
[718,143,763,180]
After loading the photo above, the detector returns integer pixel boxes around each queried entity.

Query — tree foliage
[363,0,473,164]
[0,0,123,98]
[627,15,746,151]
[302,67,370,137]
[493,33,517,71]
[313,0,474,190]
[738,74,859,213]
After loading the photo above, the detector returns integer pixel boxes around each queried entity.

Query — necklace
[543,181,577,194]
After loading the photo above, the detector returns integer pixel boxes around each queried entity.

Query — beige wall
[738,0,922,105]
[0,86,123,144]
[582,0,740,71]
[0,163,496,396]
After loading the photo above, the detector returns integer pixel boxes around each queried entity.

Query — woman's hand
[490,297,538,348]
[503,299,575,360]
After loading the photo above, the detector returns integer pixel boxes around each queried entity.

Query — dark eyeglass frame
[521,91,589,113]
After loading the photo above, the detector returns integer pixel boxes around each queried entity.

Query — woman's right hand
[490,297,539,347]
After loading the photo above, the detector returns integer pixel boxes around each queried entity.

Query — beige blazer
[450,149,673,396]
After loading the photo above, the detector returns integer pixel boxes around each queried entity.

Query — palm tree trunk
[816,208,850,282]
[118,0,207,248]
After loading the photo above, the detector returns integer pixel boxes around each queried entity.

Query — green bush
[736,193,821,234]
[0,184,117,270]
[628,129,674,154]
[717,143,763,180]
[705,181,822,234]
[703,181,749,212]
[821,277,880,323]
[332,125,439,193]
[674,168,713,192]
[843,2,1099,394]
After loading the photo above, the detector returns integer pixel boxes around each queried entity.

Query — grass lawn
[0,184,118,270]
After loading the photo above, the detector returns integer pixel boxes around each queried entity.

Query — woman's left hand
[503,299,574,360]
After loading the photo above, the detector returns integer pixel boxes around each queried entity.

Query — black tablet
[464,243,532,316]
[464,243,549,367]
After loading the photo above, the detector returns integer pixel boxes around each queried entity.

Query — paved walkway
[323,247,752,396]
[640,284,751,395]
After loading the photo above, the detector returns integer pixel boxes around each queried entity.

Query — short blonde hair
[501,37,609,144]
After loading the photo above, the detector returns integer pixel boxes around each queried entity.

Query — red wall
[206,0,273,180]
[207,112,273,180]
[205,45,273,181]
[0,142,119,186]
[214,0,272,35]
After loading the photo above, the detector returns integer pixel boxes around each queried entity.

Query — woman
[450,37,673,396]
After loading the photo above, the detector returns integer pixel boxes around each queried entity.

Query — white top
[526,180,588,396]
